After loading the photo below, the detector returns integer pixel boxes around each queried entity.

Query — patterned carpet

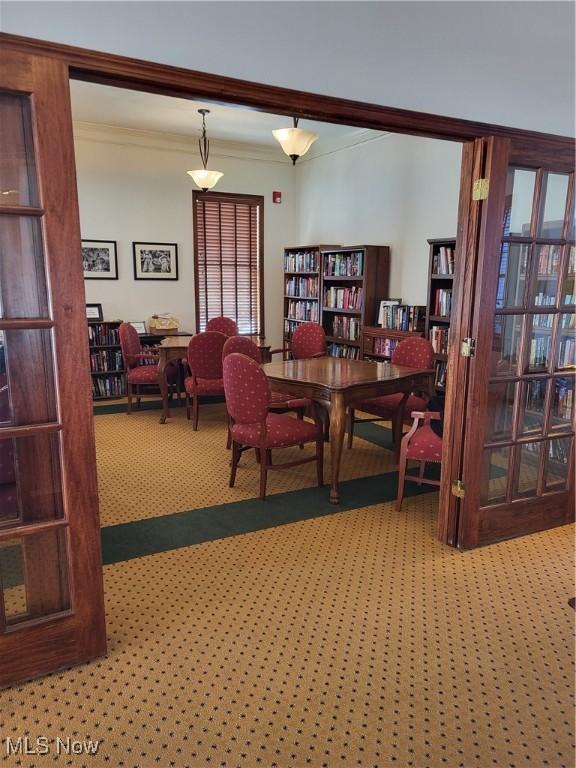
[0,403,574,768]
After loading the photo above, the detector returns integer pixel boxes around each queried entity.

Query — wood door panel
[0,48,106,687]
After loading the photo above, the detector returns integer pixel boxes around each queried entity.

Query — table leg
[158,353,170,424]
[328,392,346,504]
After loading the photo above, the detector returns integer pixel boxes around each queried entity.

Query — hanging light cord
[198,109,210,170]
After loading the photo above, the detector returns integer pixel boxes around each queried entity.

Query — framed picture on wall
[132,242,178,280]
[129,321,147,335]
[86,303,104,321]
[82,240,118,280]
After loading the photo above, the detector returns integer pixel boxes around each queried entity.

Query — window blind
[193,192,264,335]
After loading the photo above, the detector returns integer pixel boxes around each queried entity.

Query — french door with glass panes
[0,48,106,686]
[457,138,575,548]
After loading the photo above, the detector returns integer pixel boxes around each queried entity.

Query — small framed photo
[86,303,103,321]
[133,242,178,280]
[82,240,118,280]
[129,321,147,335]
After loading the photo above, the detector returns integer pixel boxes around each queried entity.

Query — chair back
[392,337,434,369]
[291,322,326,360]
[223,353,270,425]
[187,331,227,379]
[119,322,142,370]
[206,316,239,337]
[222,335,261,363]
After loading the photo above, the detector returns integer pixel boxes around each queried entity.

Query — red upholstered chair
[396,411,442,511]
[119,322,178,414]
[185,331,227,430]
[291,322,326,360]
[222,336,310,447]
[223,353,324,500]
[206,316,239,337]
[347,337,434,451]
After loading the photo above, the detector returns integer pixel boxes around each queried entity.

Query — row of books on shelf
[323,251,364,277]
[430,326,449,355]
[433,289,452,317]
[284,251,319,273]
[92,374,125,399]
[286,300,319,322]
[529,338,550,368]
[331,315,361,341]
[558,338,575,368]
[371,338,400,358]
[285,276,319,298]
[434,360,447,389]
[90,349,123,373]
[554,382,573,420]
[533,293,556,307]
[377,302,425,331]
[283,319,301,338]
[88,323,119,346]
[432,246,455,275]
[536,245,560,275]
[323,286,363,310]
[327,342,359,360]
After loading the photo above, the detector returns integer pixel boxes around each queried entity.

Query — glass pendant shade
[187,168,224,192]
[272,127,318,164]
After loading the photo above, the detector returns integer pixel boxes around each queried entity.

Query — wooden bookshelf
[321,245,390,360]
[88,320,125,401]
[425,237,456,391]
[361,327,424,361]
[282,245,339,354]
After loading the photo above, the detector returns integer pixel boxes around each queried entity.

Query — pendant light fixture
[187,109,224,192]
[272,117,318,165]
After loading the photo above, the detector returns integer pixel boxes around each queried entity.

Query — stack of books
[433,246,455,275]
[286,300,319,322]
[433,289,452,317]
[378,303,425,331]
[284,251,318,272]
[285,276,319,298]
[89,349,123,372]
[332,315,360,341]
[429,326,449,355]
[324,286,363,310]
[324,251,364,277]
[327,342,359,359]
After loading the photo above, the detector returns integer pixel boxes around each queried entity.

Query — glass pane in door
[544,437,572,491]
[557,314,575,369]
[514,441,542,497]
[496,243,528,308]
[561,246,575,305]
[0,216,49,318]
[485,381,516,441]
[531,245,560,307]
[491,314,523,376]
[480,446,510,505]
[0,530,70,626]
[0,93,39,208]
[503,168,536,237]
[519,379,547,435]
[527,314,554,371]
[550,376,574,430]
[1,329,57,425]
[538,173,569,238]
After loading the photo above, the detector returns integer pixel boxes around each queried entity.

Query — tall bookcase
[321,246,390,360]
[282,245,338,353]
[425,237,456,391]
[88,320,125,400]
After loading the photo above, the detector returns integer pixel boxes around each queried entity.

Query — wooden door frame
[1,32,573,548]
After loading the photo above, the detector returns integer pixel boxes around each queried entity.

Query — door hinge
[451,479,466,499]
[460,337,476,357]
[472,177,489,200]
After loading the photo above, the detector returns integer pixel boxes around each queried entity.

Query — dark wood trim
[0,206,44,217]
[0,32,574,155]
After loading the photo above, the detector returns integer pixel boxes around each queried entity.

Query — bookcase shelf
[88,320,125,401]
[361,326,424,361]
[426,237,457,391]
[321,245,390,361]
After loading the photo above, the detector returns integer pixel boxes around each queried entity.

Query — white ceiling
[69,80,380,153]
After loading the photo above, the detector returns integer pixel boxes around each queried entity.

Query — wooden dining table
[262,357,434,504]
[156,334,272,424]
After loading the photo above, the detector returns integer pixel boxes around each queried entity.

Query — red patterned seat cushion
[184,376,224,396]
[356,393,426,419]
[406,424,443,461]
[231,413,320,449]
[127,363,177,385]
[269,392,311,410]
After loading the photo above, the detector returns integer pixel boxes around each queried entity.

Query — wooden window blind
[193,191,264,335]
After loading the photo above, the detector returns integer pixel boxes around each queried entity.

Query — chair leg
[396,438,408,511]
[255,448,261,464]
[127,383,133,415]
[192,395,199,431]
[229,441,240,487]
[297,408,305,449]
[323,409,330,442]
[226,416,232,450]
[392,410,404,459]
[418,461,426,486]
[316,436,324,488]
[347,408,355,449]
[260,450,270,500]
[136,384,141,409]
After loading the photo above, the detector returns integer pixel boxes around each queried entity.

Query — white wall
[295,134,462,305]
[75,126,296,347]
[2,1,574,137]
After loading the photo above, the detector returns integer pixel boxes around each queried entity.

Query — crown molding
[72,121,387,165]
